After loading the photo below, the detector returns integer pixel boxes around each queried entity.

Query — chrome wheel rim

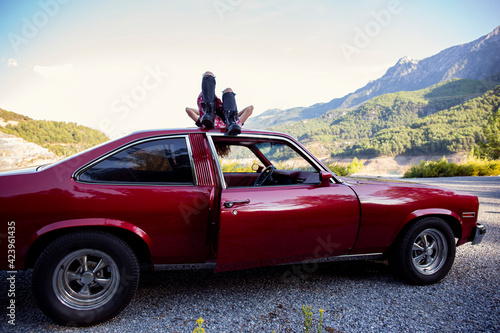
[411,228,448,275]
[53,249,120,310]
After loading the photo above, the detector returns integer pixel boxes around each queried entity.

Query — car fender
[395,208,462,242]
[23,218,153,268]
[33,217,152,245]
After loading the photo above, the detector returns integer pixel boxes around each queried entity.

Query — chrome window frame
[207,132,331,189]
[73,135,198,186]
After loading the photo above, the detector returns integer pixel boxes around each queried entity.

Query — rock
[0,132,59,171]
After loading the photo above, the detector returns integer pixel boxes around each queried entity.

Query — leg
[201,72,216,128]
[185,107,201,127]
[222,88,241,135]
[201,72,216,105]
[222,88,237,110]
[238,105,253,125]
[186,107,199,121]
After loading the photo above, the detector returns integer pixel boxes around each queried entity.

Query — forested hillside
[271,78,500,157]
[346,85,500,157]
[479,96,500,159]
[0,108,109,156]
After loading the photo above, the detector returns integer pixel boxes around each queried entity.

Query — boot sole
[226,127,241,136]
[201,118,214,129]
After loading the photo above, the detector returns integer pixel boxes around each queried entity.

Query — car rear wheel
[32,231,140,326]
[390,217,456,285]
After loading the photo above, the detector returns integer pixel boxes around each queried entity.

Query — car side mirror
[319,171,333,187]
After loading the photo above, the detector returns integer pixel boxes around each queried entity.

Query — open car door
[211,134,360,272]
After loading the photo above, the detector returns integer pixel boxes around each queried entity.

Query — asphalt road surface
[1,176,499,332]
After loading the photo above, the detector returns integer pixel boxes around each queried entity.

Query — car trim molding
[152,253,384,271]
[289,253,384,265]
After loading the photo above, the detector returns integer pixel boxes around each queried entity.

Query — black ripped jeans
[202,74,237,123]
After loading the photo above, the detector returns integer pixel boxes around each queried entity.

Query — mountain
[247,25,500,129]
[269,79,500,158]
[347,85,500,158]
[0,108,109,170]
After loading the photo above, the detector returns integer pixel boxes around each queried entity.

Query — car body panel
[215,183,360,271]
[346,179,479,254]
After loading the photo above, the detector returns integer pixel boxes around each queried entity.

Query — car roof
[123,127,294,140]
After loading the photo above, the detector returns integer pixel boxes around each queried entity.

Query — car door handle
[223,199,250,208]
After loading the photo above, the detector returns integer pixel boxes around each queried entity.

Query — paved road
[1,176,499,332]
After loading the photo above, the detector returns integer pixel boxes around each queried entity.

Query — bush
[457,157,500,176]
[403,156,500,178]
[327,157,364,176]
[326,163,349,176]
[347,157,364,174]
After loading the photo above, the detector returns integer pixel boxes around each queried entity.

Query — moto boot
[200,102,215,129]
[225,110,241,136]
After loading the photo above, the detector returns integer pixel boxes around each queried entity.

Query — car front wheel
[32,231,140,326]
[390,217,456,285]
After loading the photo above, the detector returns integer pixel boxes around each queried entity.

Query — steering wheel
[254,165,275,186]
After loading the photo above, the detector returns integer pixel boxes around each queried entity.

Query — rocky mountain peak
[396,56,418,65]
[342,24,500,106]
[246,25,500,129]
[387,56,419,77]
[485,25,500,40]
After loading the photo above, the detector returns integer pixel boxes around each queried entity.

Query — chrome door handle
[223,199,250,208]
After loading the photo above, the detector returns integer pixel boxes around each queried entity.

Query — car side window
[216,145,257,173]
[213,137,320,187]
[78,137,194,185]
[255,142,317,172]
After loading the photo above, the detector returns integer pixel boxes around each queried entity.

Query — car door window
[78,137,194,185]
[216,145,258,173]
[255,142,317,172]
[213,137,320,187]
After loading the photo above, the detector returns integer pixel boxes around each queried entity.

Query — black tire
[389,217,456,285]
[32,231,140,326]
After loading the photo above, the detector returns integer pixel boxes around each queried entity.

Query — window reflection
[79,138,193,185]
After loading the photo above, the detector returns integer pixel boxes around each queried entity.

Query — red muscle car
[0,128,486,326]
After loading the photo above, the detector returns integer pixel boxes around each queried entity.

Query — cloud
[33,64,74,78]
[8,59,18,67]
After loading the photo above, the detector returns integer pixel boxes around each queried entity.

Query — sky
[0,0,499,138]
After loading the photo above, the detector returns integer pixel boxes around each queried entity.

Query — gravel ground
[1,176,499,332]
